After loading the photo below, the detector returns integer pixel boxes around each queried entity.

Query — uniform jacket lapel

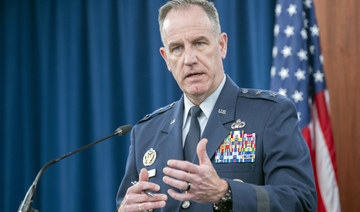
[156,96,185,166]
[194,76,240,164]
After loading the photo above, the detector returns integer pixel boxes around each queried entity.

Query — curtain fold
[0,0,275,211]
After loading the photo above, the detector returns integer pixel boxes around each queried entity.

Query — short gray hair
[158,0,221,43]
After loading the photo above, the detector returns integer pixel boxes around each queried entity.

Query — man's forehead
[162,6,214,44]
[162,5,211,31]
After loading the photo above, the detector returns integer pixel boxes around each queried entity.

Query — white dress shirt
[182,75,226,147]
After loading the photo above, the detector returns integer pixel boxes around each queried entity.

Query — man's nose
[184,48,197,65]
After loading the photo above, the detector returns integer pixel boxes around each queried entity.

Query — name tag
[148,169,156,178]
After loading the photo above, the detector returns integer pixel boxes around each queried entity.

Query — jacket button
[181,200,191,209]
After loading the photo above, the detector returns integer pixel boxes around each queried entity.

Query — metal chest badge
[143,148,157,166]
[231,119,246,129]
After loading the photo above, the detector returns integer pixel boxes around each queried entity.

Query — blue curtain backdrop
[0,0,275,211]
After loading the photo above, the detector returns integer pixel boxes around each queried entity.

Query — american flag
[270,0,341,211]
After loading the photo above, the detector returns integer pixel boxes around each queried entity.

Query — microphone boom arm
[18,125,132,212]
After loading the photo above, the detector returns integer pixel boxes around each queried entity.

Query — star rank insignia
[270,93,277,97]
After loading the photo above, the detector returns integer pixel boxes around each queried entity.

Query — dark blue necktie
[184,106,202,162]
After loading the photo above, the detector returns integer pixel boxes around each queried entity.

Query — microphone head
[114,125,132,136]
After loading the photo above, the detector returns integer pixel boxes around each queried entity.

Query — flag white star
[310,24,319,36]
[304,0,312,9]
[300,28,308,39]
[297,112,301,121]
[294,69,306,81]
[274,24,280,36]
[287,4,297,16]
[275,4,282,16]
[278,68,290,80]
[281,45,292,58]
[284,25,295,37]
[278,88,287,96]
[271,66,276,78]
[272,46,278,58]
[313,70,324,82]
[297,49,308,61]
[291,90,304,103]
[320,55,324,64]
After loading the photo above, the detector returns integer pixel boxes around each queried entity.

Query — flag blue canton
[270,0,327,129]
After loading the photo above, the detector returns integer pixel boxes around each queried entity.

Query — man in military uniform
[116,0,317,211]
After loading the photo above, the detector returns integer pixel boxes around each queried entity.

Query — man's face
[160,5,227,105]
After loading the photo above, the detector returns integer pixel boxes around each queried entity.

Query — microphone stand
[18,125,132,212]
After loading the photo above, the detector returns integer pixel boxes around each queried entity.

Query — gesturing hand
[118,168,168,212]
[162,138,228,203]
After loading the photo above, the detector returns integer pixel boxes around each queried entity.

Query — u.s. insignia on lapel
[143,148,156,166]
[215,130,256,163]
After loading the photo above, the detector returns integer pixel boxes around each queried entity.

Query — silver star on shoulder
[270,93,278,97]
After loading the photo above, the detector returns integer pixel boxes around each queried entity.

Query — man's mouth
[186,72,203,78]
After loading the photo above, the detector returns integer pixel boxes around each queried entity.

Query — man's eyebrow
[192,36,210,43]
[168,41,183,49]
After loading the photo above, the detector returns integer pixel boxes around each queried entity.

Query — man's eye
[171,46,182,52]
[196,42,204,46]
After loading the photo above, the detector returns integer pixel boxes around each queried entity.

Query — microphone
[18,125,132,212]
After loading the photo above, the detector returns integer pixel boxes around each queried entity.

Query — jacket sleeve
[230,98,317,212]
[115,127,139,208]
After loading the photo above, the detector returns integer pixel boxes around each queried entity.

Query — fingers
[162,138,226,203]
[164,138,211,173]
[122,179,167,212]
[166,159,198,174]
[139,168,149,182]
[128,181,160,194]
[121,194,167,212]
[197,138,211,165]
[166,188,192,201]
[162,174,190,191]
[125,193,167,203]
[124,201,166,212]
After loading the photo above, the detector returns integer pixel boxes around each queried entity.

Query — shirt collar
[183,74,226,127]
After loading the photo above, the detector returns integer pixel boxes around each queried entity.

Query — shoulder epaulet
[239,88,285,102]
[138,102,176,123]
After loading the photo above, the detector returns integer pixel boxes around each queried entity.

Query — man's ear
[160,47,171,71]
[218,33,228,59]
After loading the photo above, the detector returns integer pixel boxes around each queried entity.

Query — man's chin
[184,87,210,102]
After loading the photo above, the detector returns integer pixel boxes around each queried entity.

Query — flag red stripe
[302,127,326,212]
[314,91,338,180]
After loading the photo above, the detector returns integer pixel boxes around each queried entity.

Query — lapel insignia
[215,130,257,163]
[231,119,246,129]
[170,119,176,125]
[255,90,263,95]
[143,148,157,166]
[218,109,226,115]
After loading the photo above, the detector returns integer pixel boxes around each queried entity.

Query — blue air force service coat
[116,75,317,211]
